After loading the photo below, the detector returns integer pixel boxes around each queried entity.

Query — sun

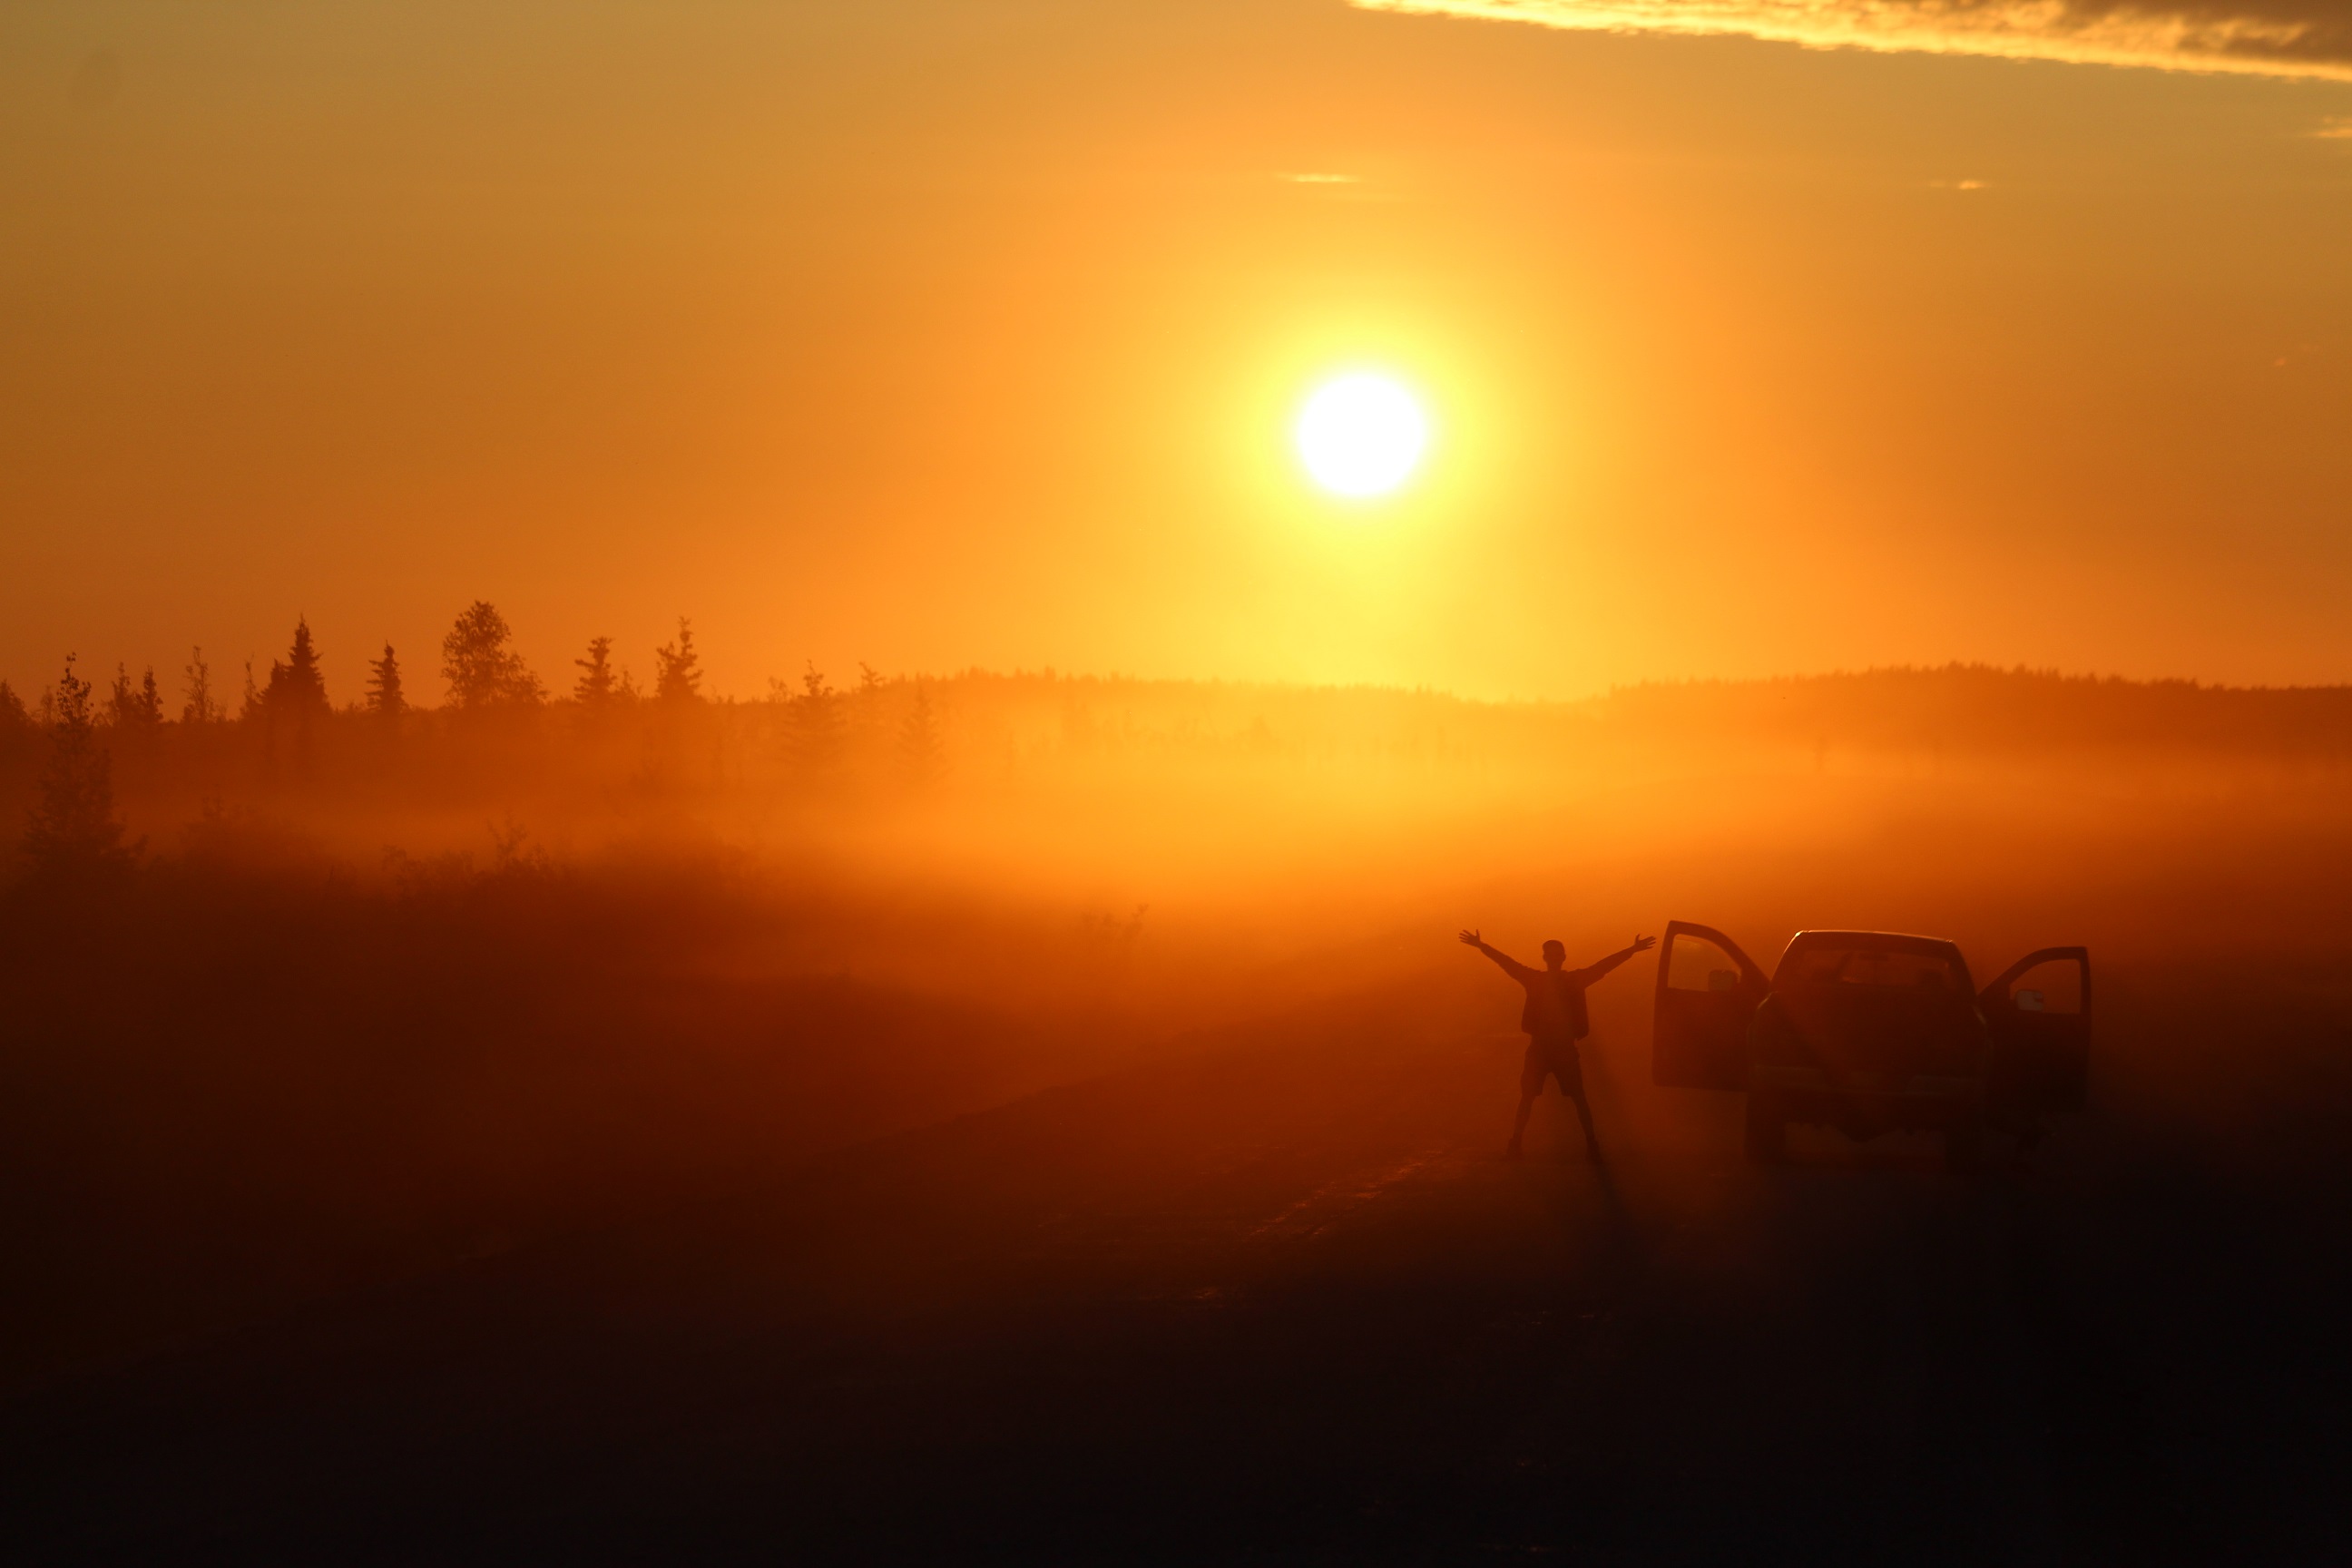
[1295,372,1427,499]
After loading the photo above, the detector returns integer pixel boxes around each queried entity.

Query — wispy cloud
[1356,0,2352,81]
[2316,114,2352,135]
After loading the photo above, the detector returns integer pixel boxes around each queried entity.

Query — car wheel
[1944,1111,1984,1174]
[1743,1092,1787,1164]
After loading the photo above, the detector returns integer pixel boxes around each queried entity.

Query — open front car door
[1653,920,1770,1091]
[1979,946,2092,1114]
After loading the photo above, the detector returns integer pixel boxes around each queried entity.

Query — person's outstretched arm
[1458,928,1534,980]
[1574,934,1658,985]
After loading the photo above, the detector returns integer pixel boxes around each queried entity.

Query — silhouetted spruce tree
[240,658,264,721]
[789,662,842,775]
[181,647,220,724]
[898,682,944,786]
[261,618,331,773]
[855,662,887,743]
[365,642,407,719]
[265,618,331,720]
[653,619,702,704]
[22,655,132,881]
[573,636,620,709]
[108,664,164,733]
[441,601,544,709]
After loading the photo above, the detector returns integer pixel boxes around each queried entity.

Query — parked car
[1651,923,2091,1171]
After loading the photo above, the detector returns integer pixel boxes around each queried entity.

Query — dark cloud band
[1358,0,2352,79]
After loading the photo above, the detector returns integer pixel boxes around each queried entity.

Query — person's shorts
[1522,1034,1584,1098]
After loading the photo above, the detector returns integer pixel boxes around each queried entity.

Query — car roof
[1779,930,1965,957]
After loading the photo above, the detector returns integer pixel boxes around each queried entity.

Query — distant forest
[5,599,2351,882]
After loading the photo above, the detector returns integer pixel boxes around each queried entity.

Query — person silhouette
[1461,929,1656,1161]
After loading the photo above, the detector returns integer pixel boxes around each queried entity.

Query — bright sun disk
[1296,373,1426,498]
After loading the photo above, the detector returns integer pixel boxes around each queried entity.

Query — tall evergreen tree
[898,682,944,786]
[265,618,330,719]
[790,662,843,773]
[653,618,702,703]
[573,636,620,708]
[855,662,887,739]
[365,642,407,717]
[441,601,543,709]
[181,648,220,724]
[22,655,132,879]
[104,664,163,736]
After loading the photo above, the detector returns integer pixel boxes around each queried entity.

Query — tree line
[0,601,950,885]
[0,600,960,740]
[0,601,718,730]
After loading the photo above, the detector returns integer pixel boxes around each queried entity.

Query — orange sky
[5,0,2351,702]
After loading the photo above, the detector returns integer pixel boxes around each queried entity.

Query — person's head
[1542,939,1566,970]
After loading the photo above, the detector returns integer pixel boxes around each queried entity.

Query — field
[4,666,2349,1560]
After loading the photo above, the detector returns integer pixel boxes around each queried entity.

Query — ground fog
[4,664,2348,1397]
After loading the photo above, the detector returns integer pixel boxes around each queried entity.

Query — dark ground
[6,967,2350,1565]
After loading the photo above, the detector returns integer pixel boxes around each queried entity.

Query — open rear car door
[1653,921,1771,1091]
[1979,946,2092,1113]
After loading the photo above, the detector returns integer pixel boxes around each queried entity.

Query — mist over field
[11,0,2352,1553]
[8,631,2350,1499]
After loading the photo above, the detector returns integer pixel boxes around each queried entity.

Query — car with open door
[1651,922,2092,1171]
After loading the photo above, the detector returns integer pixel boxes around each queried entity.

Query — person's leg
[1569,1087,1601,1158]
[1549,1042,1600,1158]
[1507,1091,1537,1159]
[1509,1040,1547,1158]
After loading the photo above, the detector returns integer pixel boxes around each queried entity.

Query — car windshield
[1784,946,1960,993]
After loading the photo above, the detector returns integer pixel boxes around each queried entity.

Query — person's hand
[1632,934,1657,954]
[1458,928,1482,947]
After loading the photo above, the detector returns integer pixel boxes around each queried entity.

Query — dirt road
[6,999,2345,1563]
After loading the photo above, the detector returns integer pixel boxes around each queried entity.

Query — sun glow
[1296,373,1428,498]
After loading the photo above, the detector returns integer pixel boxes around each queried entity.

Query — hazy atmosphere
[8,0,2352,698]
[5,3,2350,1562]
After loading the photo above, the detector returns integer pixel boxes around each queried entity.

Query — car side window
[2001,957,2082,1014]
[1666,933,1743,994]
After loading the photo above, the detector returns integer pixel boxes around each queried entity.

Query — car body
[1651,922,2092,1169]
